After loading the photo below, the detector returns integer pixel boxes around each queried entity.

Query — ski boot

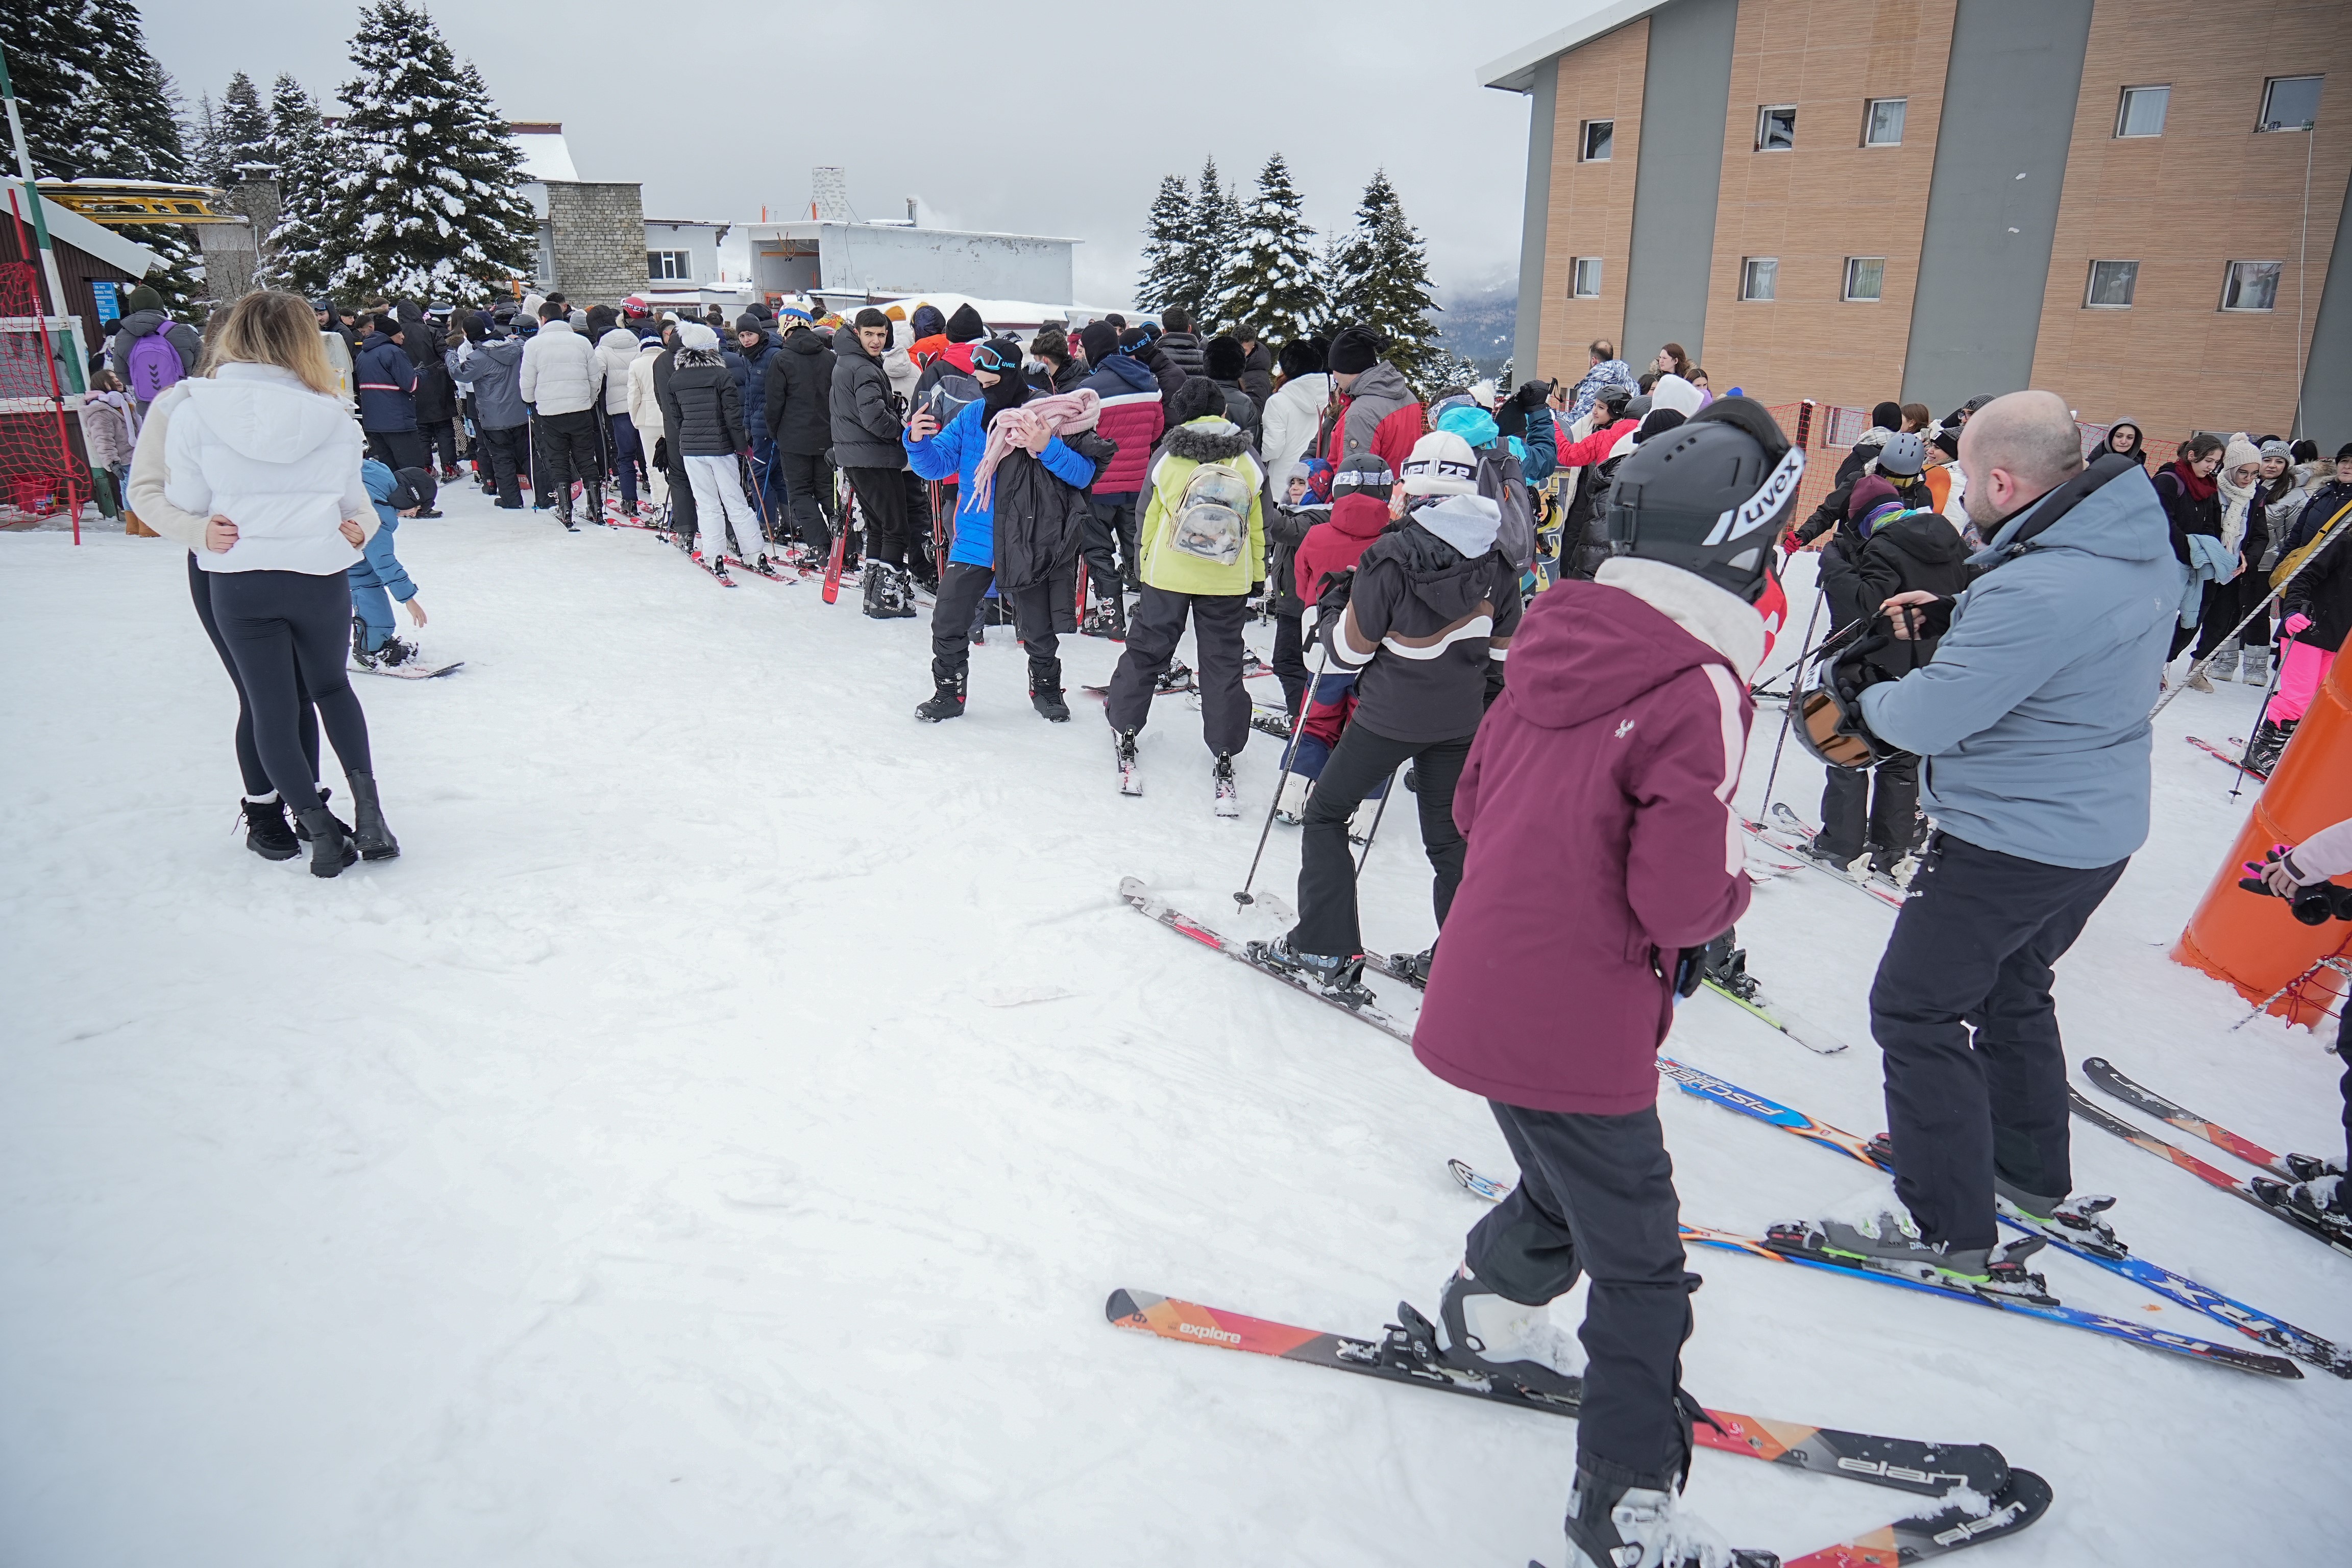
[297,804,358,879]
[1346,794,1384,844]
[1433,1264,1583,1396]
[1870,847,1921,890]
[240,795,300,862]
[1559,1461,1765,1568]
[2255,1172,2352,1234]
[706,552,734,584]
[1275,771,1311,825]
[2245,718,2295,776]
[1154,658,1194,695]
[1081,593,1124,639]
[1113,727,1142,795]
[1213,752,1239,817]
[1250,708,1294,739]
[555,505,580,534]
[346,770,399,862]
[1790,1213,2055,1302]
[1252,935,1374,1007]
[1390,946,1436,987]
[2286,1152,2348,1183]
[915,661,968,723]
[373,635,420,670]
[1693,930,1754,1000]
[1029,657,1070,723]
[1993,1178,2123,1256]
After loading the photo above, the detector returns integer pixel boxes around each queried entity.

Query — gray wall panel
[2299,161,2352,447]
[1901,0,2094,412]
[1514,62,1560,381]
[1622,0,1738,365]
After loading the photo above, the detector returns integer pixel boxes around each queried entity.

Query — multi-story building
[1484,0,2351,446]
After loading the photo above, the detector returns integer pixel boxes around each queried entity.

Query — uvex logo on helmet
[1702,445,1805,546]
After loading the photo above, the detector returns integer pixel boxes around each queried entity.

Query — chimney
[811,166,848,223]
[905,197,917,225]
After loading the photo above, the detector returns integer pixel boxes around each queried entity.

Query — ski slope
[2,489,2344,1566]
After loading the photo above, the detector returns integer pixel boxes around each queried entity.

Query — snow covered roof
[24,192,159,279]
[506,122,579,183]
[742,219,1083,247]
[1479,0,1671,91]
[818,290,1129,332]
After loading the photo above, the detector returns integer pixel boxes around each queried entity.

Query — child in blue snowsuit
[351,460,429,668]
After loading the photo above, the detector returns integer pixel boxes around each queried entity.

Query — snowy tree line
[4,1,533,312]
[1136,156,1473,389]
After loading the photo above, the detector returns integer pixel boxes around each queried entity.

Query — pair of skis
[1109,1280,2052,1564]
[2185,734,2267,780]
[1741,804,1910,910]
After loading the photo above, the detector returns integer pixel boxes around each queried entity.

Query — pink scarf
[966,388,1100,512]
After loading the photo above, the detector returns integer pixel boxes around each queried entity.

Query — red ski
[821,519,849,604]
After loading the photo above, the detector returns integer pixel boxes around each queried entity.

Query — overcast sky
[143,0,1542,307]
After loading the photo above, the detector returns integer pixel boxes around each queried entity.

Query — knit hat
[1205,335,1246,381]
[1399,430,1480,496]
[779,305,813,325]
[1116,326,1155,358]
[853,307,890,331]
[2259,438,2294,462]
[1435,403,1500,450]
[1277,340,1321,379]
[1330,453,1395,501]
[1634,407,1686,444]
[676,321,720,351]
[2337,443,2352,463]
[1871,401,1903,430]
[2223,434,2264,474]
[945,303,986,342]
[125,284,165,314]
[737,312,768,333]
[1467,379,1499,410]
[1849,475,1900,532]
[1167,375,1228,425]
[1079,322,1118,366]
[971,336,1023,375]
[1328,325,1384,377]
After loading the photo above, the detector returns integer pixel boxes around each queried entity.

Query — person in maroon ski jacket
[1411,398,1800,1568]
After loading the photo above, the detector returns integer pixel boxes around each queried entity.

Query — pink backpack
[125,329,185,402]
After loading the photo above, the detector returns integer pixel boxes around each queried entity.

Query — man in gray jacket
[1816,390,2184,1296]
[830,308,916,618]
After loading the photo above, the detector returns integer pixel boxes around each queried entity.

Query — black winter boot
[241,796,300,861]
[2246,718,2295,777]
[346,770,399,861]
[297,806,357,878]
[916,659,967,722]
[1029,657,1070,722]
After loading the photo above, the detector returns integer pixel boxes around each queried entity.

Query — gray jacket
[469,337,530,430]
[1859,459,2185,869]
[828,333,904,470]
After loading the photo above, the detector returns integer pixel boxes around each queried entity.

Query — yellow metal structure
[36,182,241,226]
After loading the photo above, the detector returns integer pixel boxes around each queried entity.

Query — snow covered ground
[3,487,2346,1566]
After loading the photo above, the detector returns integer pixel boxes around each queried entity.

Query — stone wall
[546,181,647,306]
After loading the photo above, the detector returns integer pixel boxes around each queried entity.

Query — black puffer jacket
[660,354,746,457]
[1158,331,1207,380]
[992,428,1117,606]
[1238,341,1273,408]
[1853,511,1971,676]
[765,326,835,454]
[412,349,458,423]
[829,330,904,469]
[1212,379,1261,440]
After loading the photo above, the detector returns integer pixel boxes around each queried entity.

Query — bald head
[1958,390,2085,526]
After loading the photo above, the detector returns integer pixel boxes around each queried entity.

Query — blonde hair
[199,290,340,397]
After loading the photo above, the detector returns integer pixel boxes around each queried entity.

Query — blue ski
[1657,1057,2346,1379]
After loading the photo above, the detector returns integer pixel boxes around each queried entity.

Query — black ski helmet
[1598,396,1803,602]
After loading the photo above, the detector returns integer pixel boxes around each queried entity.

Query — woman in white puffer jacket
[130,290,394,878]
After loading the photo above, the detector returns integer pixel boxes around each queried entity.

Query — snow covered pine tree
[1211,153,1326,350]
[258,75,334,297]
[1135,174,1194,317]
[1329,170,1442,387]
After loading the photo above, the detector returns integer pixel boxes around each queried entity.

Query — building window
[2116,85,2169,137]
[1843,257,1886,303]
[2085,260,2139,308]
[1757,105,1797,151]
[2221,261,2283,311]
[1863,98,1906,146]
[1570,257,1603,299]
[2259,76,2322,132]
[647,249,692,280]
[1740,258,1778,301]
[1581,120,1613,162]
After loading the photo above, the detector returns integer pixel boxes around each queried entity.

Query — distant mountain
[1433,279,1515,379]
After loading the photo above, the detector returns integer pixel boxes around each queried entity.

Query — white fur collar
[1595,556,1767,680]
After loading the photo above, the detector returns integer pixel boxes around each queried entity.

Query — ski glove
[2239,844,2352,923]
[2283,612,2313,638]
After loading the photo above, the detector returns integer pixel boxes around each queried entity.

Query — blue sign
[91,280,120,326]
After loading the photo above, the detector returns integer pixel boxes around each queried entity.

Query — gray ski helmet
[1599,396,1804,602]
[1877,431,1927,477]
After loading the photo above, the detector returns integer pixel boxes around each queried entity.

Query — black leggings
[206,569,373,815]
[188,551,317,797]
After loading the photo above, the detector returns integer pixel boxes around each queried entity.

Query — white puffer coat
[518,318,601,415]
[627,343,665,440]
[594,327,639,415]
[162,362,370,575]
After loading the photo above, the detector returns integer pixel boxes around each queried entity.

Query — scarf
[966,388,1100,512]
[2216,462,2257,557]
[2165,459,2216,502]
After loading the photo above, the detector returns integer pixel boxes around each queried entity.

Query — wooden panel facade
[1536,22,1650,389]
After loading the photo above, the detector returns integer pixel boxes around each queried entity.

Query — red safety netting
[0,190,87,541]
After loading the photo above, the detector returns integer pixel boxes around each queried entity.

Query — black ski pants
[2194,571,2272,658]
[365,428,427,474]
[845,466,911,568]
[478,424,528,507]
[537,409,602,516]
[1270,610,1309,718]
[1293,722,1471,959]
[776,450,834,553]
[206,568,373,817]
[1082,492,1140,592]
[1817,754,1922,865]
[932,561,1061,685]
[188,551,318,798]
[1871,832,2128,1252]
[1467,1100,1698,1490]
[1105,586,1250,755]
[904,472,938,586]
[417,419,457,473]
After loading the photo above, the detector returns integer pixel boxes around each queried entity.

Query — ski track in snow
[0,506,2342,1565]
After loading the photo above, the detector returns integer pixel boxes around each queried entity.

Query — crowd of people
[107,270,2352,1568]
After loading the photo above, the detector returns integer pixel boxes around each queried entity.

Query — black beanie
[911,304,946,339]
[737,312,766,333]
[1079,322,1118,366]
[945,303,986,342]
[1205,335,1246,382]
[1168,376,1226,424]
[1328,325,1383,377]
[1871,401,1903,431]
[1117,326,1155,357]
[853,307,890,331]
[1277,340,1321,379]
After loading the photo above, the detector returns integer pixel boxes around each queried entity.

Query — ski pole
[2229,644,2289,804]
[2151,498,2352,719]
[1236,635,1332,910]
[1754,574,1829,817]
